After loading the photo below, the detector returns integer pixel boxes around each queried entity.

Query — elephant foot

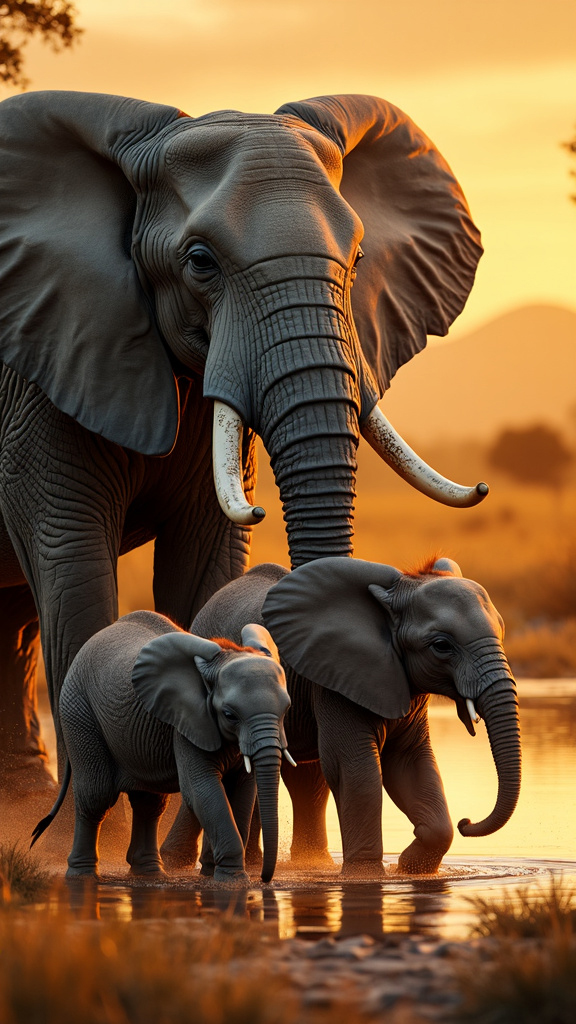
[397,837,449,875]
[340,859,385,880]
[66,865,99,879]
[128,864,167,878]
[213,868,250,885]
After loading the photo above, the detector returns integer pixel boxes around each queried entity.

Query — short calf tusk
[283,749,297,767]
[244,755,252,774]
[466,699,481,724]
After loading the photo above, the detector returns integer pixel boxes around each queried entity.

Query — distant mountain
[379,305,576,442]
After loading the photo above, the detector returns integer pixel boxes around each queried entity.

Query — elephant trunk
[253,746,282,883]
[458,677,521,837]
[240,713,284,882]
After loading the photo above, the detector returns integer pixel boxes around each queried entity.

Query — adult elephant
[0,90,484,795]
[187,558,521,877]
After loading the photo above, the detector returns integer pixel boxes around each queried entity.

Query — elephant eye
[222,707,238,722]
[431,638,454,657]
[186,245,219,277]
[351,247,364,281]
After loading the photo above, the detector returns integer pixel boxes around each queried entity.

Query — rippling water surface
[22,679,576,938]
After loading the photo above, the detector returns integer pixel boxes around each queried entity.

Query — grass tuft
[453,879,576,1023]
[0,842,51,905]
[469,876,576,940]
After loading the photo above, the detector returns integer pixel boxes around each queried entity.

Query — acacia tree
[0,1,82,89]
[564,127,576,204]
[488,423,573,489]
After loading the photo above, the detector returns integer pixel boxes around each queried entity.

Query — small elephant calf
[34,611,291,882]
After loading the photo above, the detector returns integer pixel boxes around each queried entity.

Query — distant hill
[380,305,576,442]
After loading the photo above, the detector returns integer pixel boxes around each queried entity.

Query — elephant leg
[382,719,454,874]
[0,584,55,796]
[281,759,332,867]
[201,771,256,875]
[126,790,169,876]
[62,692,119,877]
[160,799,203,869]
[315,688,386,878]
[244,802,262,870]
[224,768,257,848]
[178,755,248,883]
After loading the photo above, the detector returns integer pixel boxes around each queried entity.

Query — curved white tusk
[361,404,489,508]
[283,749,297,767]
[243,755,252,774]
[466,699,481,724]
[212,401,267,526]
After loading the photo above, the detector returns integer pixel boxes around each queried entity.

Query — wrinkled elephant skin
[0,90,482,794]
[172,558,521,877]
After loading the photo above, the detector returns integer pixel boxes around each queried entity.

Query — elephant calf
[164,557,521,878]
[34,611,291,883]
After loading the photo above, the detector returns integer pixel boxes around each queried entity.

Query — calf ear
[132,633,222,750]
[263,557,411,719]
[241,624,279,661]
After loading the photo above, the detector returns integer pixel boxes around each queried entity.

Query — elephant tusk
[212,401,267,526]
[361,404,489,508]
[244,755,252,774]
[283,749,297,767]
[466,699,481,724]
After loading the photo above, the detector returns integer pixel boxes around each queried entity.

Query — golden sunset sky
[6,0,576,337]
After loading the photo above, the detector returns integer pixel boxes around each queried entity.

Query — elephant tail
[30,759,72,848]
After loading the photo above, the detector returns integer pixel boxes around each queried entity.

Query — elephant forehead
[220,655,288,693]
[158,119,361,263]
[410,578,503,640]
[163,114,343,186]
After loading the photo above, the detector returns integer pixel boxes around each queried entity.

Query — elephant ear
[262,557,411,719]
[241,624,280,662]
[275,94,483,394]
[132,633,223,750]
[0,90,182,455]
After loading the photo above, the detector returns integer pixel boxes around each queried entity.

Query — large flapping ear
[262,557,411,719]
[240,624,280,662]
[275,95,483,395]
[0,90,182,455]
[132,633,223,750]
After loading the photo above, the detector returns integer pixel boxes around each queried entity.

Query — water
[20,679,576,938]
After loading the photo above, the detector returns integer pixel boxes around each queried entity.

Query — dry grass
[468,876,576,940]
[453,879,576,1023]
[0,911,284,1024]
[0,842,51,905]
[0,909,368,1024]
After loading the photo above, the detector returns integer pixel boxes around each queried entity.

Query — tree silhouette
[0,1,82,89]
[563,127,576,204]
[488,423,573,488]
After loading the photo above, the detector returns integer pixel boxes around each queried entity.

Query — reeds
[0,842,51,905]
[453,878,576,1023]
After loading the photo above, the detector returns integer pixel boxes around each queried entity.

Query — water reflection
[50,857,576,942]
[19,680,576,938]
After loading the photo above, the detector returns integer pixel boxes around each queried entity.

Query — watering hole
[9,678,576,939]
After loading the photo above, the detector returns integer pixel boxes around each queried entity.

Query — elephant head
[262,556,521,838]
[0,90,486,567]
[132,624,291,882]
